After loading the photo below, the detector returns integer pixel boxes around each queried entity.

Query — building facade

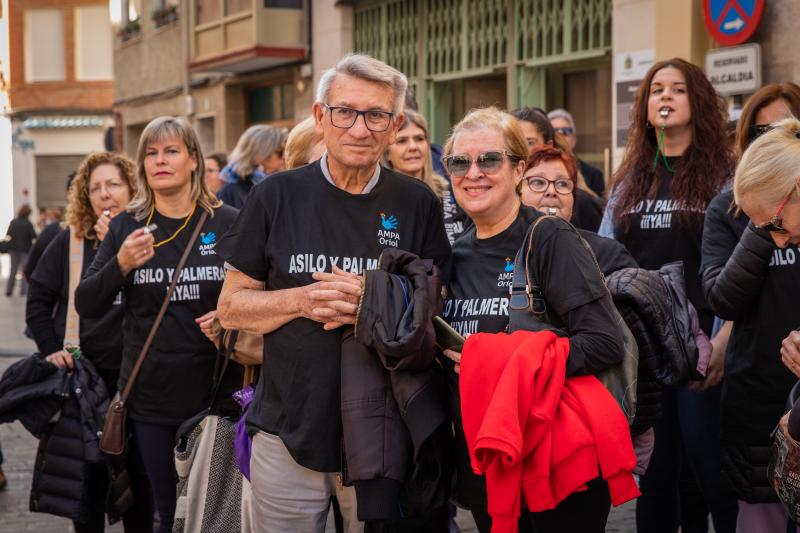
[350,0,613,173]
[6,0,113,213]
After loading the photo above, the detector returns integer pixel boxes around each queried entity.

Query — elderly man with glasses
[216,54,451,533]
[548,108,606,197]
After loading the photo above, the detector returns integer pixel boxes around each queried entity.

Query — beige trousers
[249,431,364,533]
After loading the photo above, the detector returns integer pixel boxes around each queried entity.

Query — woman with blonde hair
[26,151,152,532]
[217,124,287,208]
[75,117,242,533]
[385,109,465,243]
[701,87,800,531]
[440,107,625,532]
[284,116,325,169]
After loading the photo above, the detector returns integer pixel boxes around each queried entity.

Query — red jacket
[460,330,639,533]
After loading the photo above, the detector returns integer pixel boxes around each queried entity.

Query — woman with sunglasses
[600,58,738,533]
[217,124,287,208]
[511,107,603,232]
[440,107,624,532]
[700,85,800,532]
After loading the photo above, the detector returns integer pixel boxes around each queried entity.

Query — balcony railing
[190,0,306,73]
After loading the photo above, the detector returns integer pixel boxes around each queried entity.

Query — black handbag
[507,215,639,424]
[768,380,800,524]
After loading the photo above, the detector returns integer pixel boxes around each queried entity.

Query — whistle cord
[651,123,674,174]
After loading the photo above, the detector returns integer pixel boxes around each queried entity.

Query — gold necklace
[146,204,197,248]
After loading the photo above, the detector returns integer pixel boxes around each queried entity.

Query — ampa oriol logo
[199,232,217,255]
[703,0,765,46]
[377,213,400,247]
[497,257,514,288]
[504,257,514,273]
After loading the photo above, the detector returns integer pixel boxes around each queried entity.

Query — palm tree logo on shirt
[504,258,514,272]
[379,213,398,230]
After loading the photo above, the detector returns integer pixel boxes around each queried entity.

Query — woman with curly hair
[600,58,738,532]
[25,151,152,532]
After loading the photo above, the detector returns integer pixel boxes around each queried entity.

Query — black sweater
[26,228,123,369]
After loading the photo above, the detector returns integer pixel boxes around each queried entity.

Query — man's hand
[781,330,800,378]
[46,349,74,370]
[307,266,363,330]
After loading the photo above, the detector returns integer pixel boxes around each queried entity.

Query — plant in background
[117,17,141,41]
[152,4,178,28]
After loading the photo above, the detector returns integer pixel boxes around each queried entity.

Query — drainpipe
[181,0,193,121]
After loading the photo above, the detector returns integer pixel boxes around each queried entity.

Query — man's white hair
[547,108,576,134]
[316,54,408,114]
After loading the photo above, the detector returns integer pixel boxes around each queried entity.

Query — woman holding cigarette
[25,151,150,532]
[75,117,242,533]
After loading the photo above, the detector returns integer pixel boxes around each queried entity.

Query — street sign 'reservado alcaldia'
[705,43,761,96]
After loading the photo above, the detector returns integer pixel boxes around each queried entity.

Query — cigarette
[143,223,158,235]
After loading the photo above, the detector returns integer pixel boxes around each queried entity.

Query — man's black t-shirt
[27,228,123,369]
[216,161,452,472]
[614,157,714,333]
[76,205,241,425]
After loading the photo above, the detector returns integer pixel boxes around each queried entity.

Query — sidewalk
[0,292,36,357]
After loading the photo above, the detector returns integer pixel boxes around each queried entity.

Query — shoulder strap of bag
[64,226,84,348]
[508,215,557,317]
[207,329,238,410]
[118,210,209,404]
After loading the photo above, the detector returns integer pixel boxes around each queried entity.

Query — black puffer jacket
[701,190,797,503]
[0,354,109,521]
[342,248,451,522]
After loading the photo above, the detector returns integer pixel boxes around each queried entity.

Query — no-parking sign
[703,0,765,46]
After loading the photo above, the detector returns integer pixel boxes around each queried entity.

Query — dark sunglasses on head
[444,151,518,177]
[554,127,574,136]
[749,124,774,142]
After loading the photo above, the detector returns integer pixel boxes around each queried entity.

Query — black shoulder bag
[507,215,639,424]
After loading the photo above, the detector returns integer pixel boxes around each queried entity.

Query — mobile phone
[143,223,158,235]
[433,316,465,352]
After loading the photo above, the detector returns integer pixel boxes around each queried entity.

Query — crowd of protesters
[0,51,799,533]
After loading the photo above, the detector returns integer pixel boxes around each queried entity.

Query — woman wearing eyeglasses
[384,110,466,244]
[600,58,738,533]
[440,107,625,533]
[700,86,800,532]
[510,107,603,232]
[519,145,635,276]
[217,124,287,209]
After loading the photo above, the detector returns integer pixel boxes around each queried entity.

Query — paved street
[0,287,636,532]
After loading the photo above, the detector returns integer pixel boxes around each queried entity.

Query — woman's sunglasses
[444,151,518,177]
[755,190,793,234]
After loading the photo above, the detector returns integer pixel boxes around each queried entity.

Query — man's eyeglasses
[444,151,518,177]
[749,124,774,142]
[755,190,793,234]
[525,176,574,195]
[324,104,394,132]
[554,127,574,136]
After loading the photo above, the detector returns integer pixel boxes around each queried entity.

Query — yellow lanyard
[146,204,197,248]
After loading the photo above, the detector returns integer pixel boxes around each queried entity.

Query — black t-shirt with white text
[216,161,452,472]
[614,157,714,332]
[75,205,241,425]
